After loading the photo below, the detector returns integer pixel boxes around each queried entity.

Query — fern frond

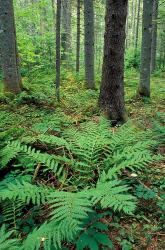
[0,141,20,169]
[0,181,50,205]
[23,221,77,250]
[48,191,93,234]
[38,134,71,150]
[87,180,136,214]
[1,199,25,229]
[0,225,20,250]
[2,140,72,175]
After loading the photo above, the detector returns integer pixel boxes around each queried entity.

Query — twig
[32,163,42,183]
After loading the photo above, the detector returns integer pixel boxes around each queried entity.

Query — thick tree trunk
[61,0,71,65]
[56,0,61,101]
[84,0,95,89]
[0,0,22,94]
[151,0,159,73]
[76,0,81,72]
[99,0,128,125]
[138,0,154,97]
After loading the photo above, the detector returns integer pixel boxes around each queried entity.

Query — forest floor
[0,70,165,250]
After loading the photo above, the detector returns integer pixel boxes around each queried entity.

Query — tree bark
[51,0,56,33]
[56,0,61,101]
[84,0,95,89]
[134,0,141,50]
[138,0,154,97]
[99,0,128,125]
[61,0,72,65]
[151,0,159,73]
[132,0,138,45]
[76,0,81,72]
[125,3,129,50]
[0,0,22,94]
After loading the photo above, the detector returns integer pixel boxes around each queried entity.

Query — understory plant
[0,117,163,249]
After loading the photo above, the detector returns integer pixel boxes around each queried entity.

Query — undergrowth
[0,72,164,249]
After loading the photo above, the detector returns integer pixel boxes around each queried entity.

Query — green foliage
[1,199,25,229]
[0,180,49,205]
[152,112,165,143]
[0,83,164,249]
[0,172,136,249]
[0,225,20,250]
[134,185,156,200]
[76,212,113,250]
[125,48,140,69]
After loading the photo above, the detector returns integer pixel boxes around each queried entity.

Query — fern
[0,118,163,250]
[48,191,93,234]
[1,119,161,185]
[87,179,136,214]
[0,142,20,169]
[38,134,71,150]
[1,199,25,230]
[22,221,72,250]
[76,211,113,250]
[0,181,50,205]
[0,140,72,176]
[0,225,20,250]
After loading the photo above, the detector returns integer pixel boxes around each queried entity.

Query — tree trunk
[39,3,47,37]
[99,0,128,125]
[76,0,81,72]
[151,0,159,73]
[131,0,134,47]
[51,0,56,32]
[125,3,129,50]
[0,0,22,94]
[61,0,71,65]
[56,0,61,102]
[138,0,154,97]
[84,0,95,89]
[134,0,141,50]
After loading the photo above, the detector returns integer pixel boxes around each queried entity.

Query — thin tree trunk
[134,0,141,51]
[84,0,95,89]
[76,0,81,72]
[138,0,154,97]
[125,3,129,50]
[56,0,61,101]
[51,0,56,66]
[131,0,134,47]
[151,0,159,73]
[132,0,138,45]
[51,0,56,32]
[61,0,71,65]
[99,0,128,125]
[13,18,23,90]
[0,0,22,94]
